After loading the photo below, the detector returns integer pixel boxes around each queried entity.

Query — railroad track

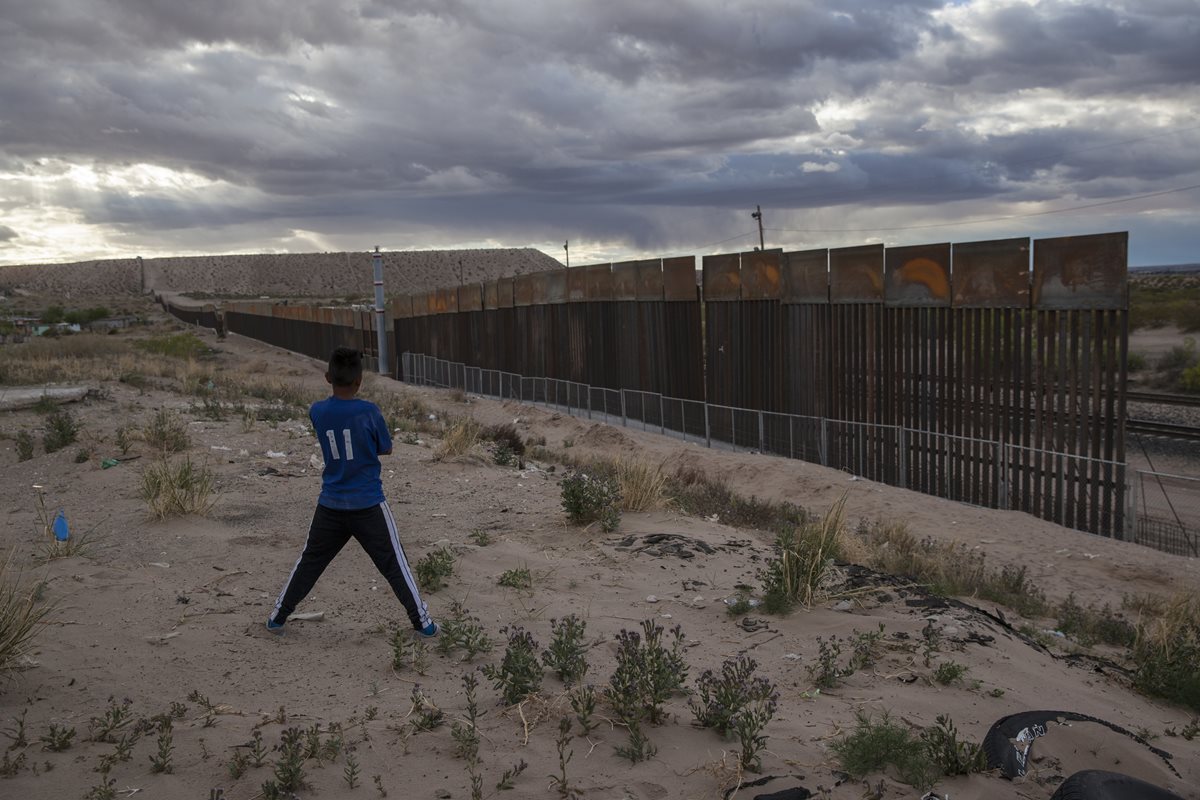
[1126,390,1200,408]
[1127,418,1200,442]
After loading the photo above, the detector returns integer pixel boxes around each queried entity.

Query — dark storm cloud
[0,0,1196,264]
[0,225,18,242]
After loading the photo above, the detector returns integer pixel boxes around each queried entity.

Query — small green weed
[934,661,968,685]
[542,615,589,685]
[498,566,533,590]
[415,547,455,593]
[482,626,543,705]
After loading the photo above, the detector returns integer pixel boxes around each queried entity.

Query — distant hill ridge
[1130,262,1200,273]
[0,248,564,298]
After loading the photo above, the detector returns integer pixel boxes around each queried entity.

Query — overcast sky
[1,0,1198,268]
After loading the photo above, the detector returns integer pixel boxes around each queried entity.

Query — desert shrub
[136,332,210,360]
[482,423,526,456]
[435,603,493,662]
[605,619,688,727]
[0,552,54,681]
[690,656,776,737]
[482,626,543,705]
[434,418,480,460]
[1133,592,1200,713]
[933,661,967,685]
[615,459,667,512]
[42,410,80,453]
[143,409,190,453]
[140,456,215,519]
[1056,594,1136,647]
[1127,352,1148,372]
[855,520,1049,617]
[831,712,935,789]
[561,470,621,532]
[1182,364,1200,393]
[15,430,34,462]
[921,715,987,777]
[760,495,845,612]
[666,466,808,532]
[415,547,455,593]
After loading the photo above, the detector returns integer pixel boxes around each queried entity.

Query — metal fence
[402,351,1134,541]
[1132,470,1200,557]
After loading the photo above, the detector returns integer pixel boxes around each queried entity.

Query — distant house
[85,315,139,331]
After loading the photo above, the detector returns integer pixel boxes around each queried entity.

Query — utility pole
[372,246,388,374]
[751,205,764,250]
[563,240,570,268]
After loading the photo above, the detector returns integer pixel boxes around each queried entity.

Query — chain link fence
[1131,471,1200,557]
[402,353,1147,549]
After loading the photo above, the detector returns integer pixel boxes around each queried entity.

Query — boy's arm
[372,406,393,456]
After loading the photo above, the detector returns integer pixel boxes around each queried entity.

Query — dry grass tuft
[140,455,216,520]
[615,459,668,512]
[0,551,53,681]
[434,418,481,460]
[761,495,847,611]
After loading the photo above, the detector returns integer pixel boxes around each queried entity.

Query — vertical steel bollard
[660,395,665,435]
[621,390,627,428]
[758,411,765,453]
[789,416,795,460]
[820,419,829,466]
[704,403,711,448]
[997,443,1008,510]
[898,428,908,489]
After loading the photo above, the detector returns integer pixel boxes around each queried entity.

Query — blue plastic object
[52,510,70,541]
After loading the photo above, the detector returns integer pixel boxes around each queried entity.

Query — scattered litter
[101,458,120,469]
[692,596,705,605]
[783,653,803,661]
[1083,553,1098,559]
[309,454,322,470]
[52,510,70,541]
[239,449,250,457]
[723,597,760,608]
[431,513,447,518]
[427,413,437,421]
[645,595,659,603]
[291,611,325,622]
[146,631,181,645]
[833,600,853,611]
[1043,629,1066,638]
[211,445,232,452]
[148,562,170,569]
[849,476,860,482]
[266,451,287,459]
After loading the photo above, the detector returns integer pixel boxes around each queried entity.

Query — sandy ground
[0,322,1197,800]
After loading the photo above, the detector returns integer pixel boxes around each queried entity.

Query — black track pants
[270,502,431,630]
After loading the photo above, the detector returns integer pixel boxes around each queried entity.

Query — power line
[764,182,1200,235]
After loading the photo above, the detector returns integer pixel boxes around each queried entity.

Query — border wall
[162,231,1130,541]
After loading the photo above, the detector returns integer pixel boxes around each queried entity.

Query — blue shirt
[310,396,392,510]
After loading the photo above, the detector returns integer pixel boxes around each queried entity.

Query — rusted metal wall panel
[612,260,642,301]
[513,274,534,307]
[636,259,664,301]
[459,283,483,313]
[662,256,697,301]
[585,264,613,300]
[782,249,829,304]
[1032,232,1128,310]
[545,269,567,305]
[884,243,951,307]
[741,249,783,301]
[483,280,499,310]
[530,273,550,306]
[702,253,741,301]
[952,237,1031,308]
[566,268,587,302]
[498,278,514,308]
[830,244,884,303]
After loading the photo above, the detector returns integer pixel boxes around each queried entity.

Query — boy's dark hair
[328,347,364,387]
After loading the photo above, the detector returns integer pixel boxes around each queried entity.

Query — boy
[267,347,438,638]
